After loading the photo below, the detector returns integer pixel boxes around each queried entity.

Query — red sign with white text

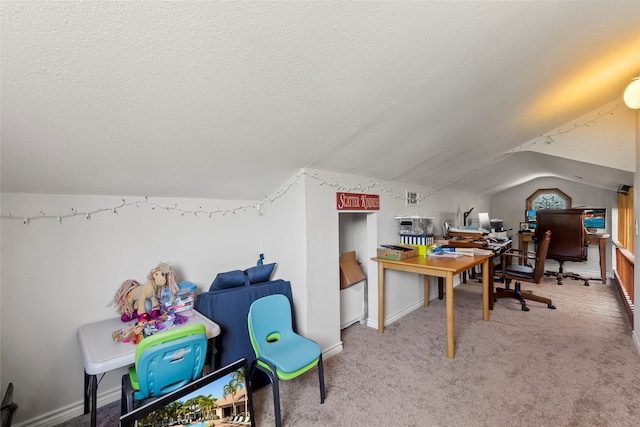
[336,192,380,211]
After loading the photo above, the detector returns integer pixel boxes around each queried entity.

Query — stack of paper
[455,248,475,256]
[471,248,494,256]
[427,251,463,258]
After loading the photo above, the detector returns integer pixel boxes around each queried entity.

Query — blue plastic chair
[248,294,325,427]
[121,324,208,414]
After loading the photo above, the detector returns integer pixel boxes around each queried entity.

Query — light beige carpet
[252,278,640,427]
[59,277,640,427]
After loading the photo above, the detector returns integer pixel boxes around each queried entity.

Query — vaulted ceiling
[2,1,638,201]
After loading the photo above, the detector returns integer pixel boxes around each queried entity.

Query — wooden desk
[518,232,608,282]
[517,232,534,264]
[442,240,512,310]
[372,254,491,359]
[587,234,609,282]
[77,310,220,427]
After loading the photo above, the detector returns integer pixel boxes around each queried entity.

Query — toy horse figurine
[112,262,179,322]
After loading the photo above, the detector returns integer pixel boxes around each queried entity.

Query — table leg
[519,237,529,265]
[89,373,97,427]
[377,262,385,333]
[489,275,495,311]
[83,371,90,414]
[423,275,429,307]
[598,238,606,282]
[488,257,495,310]
[445,271,455,359]
[482,258,489,321]
[206,338,218,373]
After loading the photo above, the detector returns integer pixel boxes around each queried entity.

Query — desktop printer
[490,219,504,232]
[489,219,508,239]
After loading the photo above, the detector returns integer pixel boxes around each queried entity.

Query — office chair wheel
[521,305,530,312]
[548,304,556,309]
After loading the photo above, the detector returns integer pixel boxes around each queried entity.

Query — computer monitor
[583,208,606,230]
[525,209,537,229]
[525,209,536,222]
[478,212,492,232]
[120,358,255,427]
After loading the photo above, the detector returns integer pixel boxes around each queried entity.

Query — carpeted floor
[58,277,640,426]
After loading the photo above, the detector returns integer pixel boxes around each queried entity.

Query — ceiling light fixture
[623,77,640,109]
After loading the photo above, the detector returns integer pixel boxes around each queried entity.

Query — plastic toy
[111,311,192,344]
[112,262,179,322]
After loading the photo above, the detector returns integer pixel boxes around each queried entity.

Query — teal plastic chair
[248,294,325,427]
[121,324,208,414]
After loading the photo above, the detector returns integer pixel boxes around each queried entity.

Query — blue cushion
[245,263,276,285]
[195,279,294,389]
[209,270,248,291]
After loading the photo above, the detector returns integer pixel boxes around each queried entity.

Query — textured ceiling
[1,1,638,200]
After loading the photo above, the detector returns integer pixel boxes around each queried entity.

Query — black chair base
[249,355,325,427]
[545,261,590,286]
[563,272,590,286]
[544,271,590,286]
[121,375,134,415]
[494,280,556,311]
[121,375,162,416]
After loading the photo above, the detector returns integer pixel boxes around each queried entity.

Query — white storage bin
[395,215,435,236]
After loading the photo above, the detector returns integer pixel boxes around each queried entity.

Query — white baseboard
[17,387,121,427]
[322,341,343,360]
[632,330,640,355]
[365,298,426,330]
[19,340,344,427]
[364,275,460,330]
[340,317,361,330]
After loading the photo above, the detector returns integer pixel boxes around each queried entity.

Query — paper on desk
[454,248,475,256]
[428,246,492,257]
[448,248,494,256]
[427,251,463,258]
[472,248,494,256]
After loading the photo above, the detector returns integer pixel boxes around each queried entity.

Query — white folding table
[77,310,220,427]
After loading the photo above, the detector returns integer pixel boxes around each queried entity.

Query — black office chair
[493,230,556,311]
[536,209,590,286]
[1,383,17,427]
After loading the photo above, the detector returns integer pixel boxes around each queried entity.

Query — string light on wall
[526,103,621,146]
[1,172,426,225]
[1,196,265,225]
[423,102,624,195]
[305,172,424,202]
[1,102,625,226]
